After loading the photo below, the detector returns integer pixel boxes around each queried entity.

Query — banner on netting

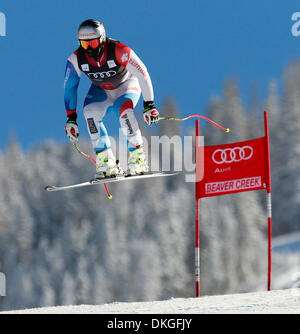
[194,111,272,297]
[196,136,270,199]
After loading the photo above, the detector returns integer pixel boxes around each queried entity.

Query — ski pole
[159,114,230,133]
[72,143,113,199]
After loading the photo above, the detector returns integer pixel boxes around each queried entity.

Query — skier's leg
[83,84,111,153]
[83,85,122,177]
[115,94,144,151]
[112,82,149,174]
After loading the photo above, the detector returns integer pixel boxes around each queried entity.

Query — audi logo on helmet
[212,146,254,164]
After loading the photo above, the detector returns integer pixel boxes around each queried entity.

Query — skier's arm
[125,49,154,103]
[64,52,81,122]
[64,52,81,142]
[115,43,154,103]
[115,43,159,125]
[126,50,159,125]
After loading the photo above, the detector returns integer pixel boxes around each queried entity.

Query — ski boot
[127,146,149,175]
[95,148,124,178]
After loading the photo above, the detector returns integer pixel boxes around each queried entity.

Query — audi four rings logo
[212,146,254,164]
[88,70,117,80]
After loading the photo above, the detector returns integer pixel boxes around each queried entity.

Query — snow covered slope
[2,232,300,315]
[2,289,300,314]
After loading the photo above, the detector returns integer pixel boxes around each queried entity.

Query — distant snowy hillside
[270,232,300,291]
[273,231,300,253]
[1,289,300,314]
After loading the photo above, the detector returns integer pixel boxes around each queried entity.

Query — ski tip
[44,185,56,191]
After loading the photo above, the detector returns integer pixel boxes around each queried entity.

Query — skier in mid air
[64,19,159,178]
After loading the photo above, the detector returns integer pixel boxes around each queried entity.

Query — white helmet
[78,19,106,58]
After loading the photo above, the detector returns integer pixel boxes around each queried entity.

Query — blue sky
[1,0,300,149]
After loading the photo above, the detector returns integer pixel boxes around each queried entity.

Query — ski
[44,172,179,192]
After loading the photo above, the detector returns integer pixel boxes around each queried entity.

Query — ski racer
[64,19,159,177]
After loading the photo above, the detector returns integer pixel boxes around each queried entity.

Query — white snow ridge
[2,289,300,314]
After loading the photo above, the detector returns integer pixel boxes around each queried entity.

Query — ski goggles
[80,38,100,50]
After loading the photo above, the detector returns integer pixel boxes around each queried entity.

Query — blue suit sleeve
[64,59,80,112]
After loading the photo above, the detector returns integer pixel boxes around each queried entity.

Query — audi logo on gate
[88,70,117,80]
[212,146,254,164]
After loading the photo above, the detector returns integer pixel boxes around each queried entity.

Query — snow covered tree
[270,61,300,234]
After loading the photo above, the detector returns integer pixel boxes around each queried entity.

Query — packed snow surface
[2,289,300,314]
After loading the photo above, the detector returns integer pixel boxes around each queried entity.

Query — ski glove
[65,119,79,144]
[143,101,159,126]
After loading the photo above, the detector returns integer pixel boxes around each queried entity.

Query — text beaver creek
[205,176,262,195]
[107,318,193,331]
